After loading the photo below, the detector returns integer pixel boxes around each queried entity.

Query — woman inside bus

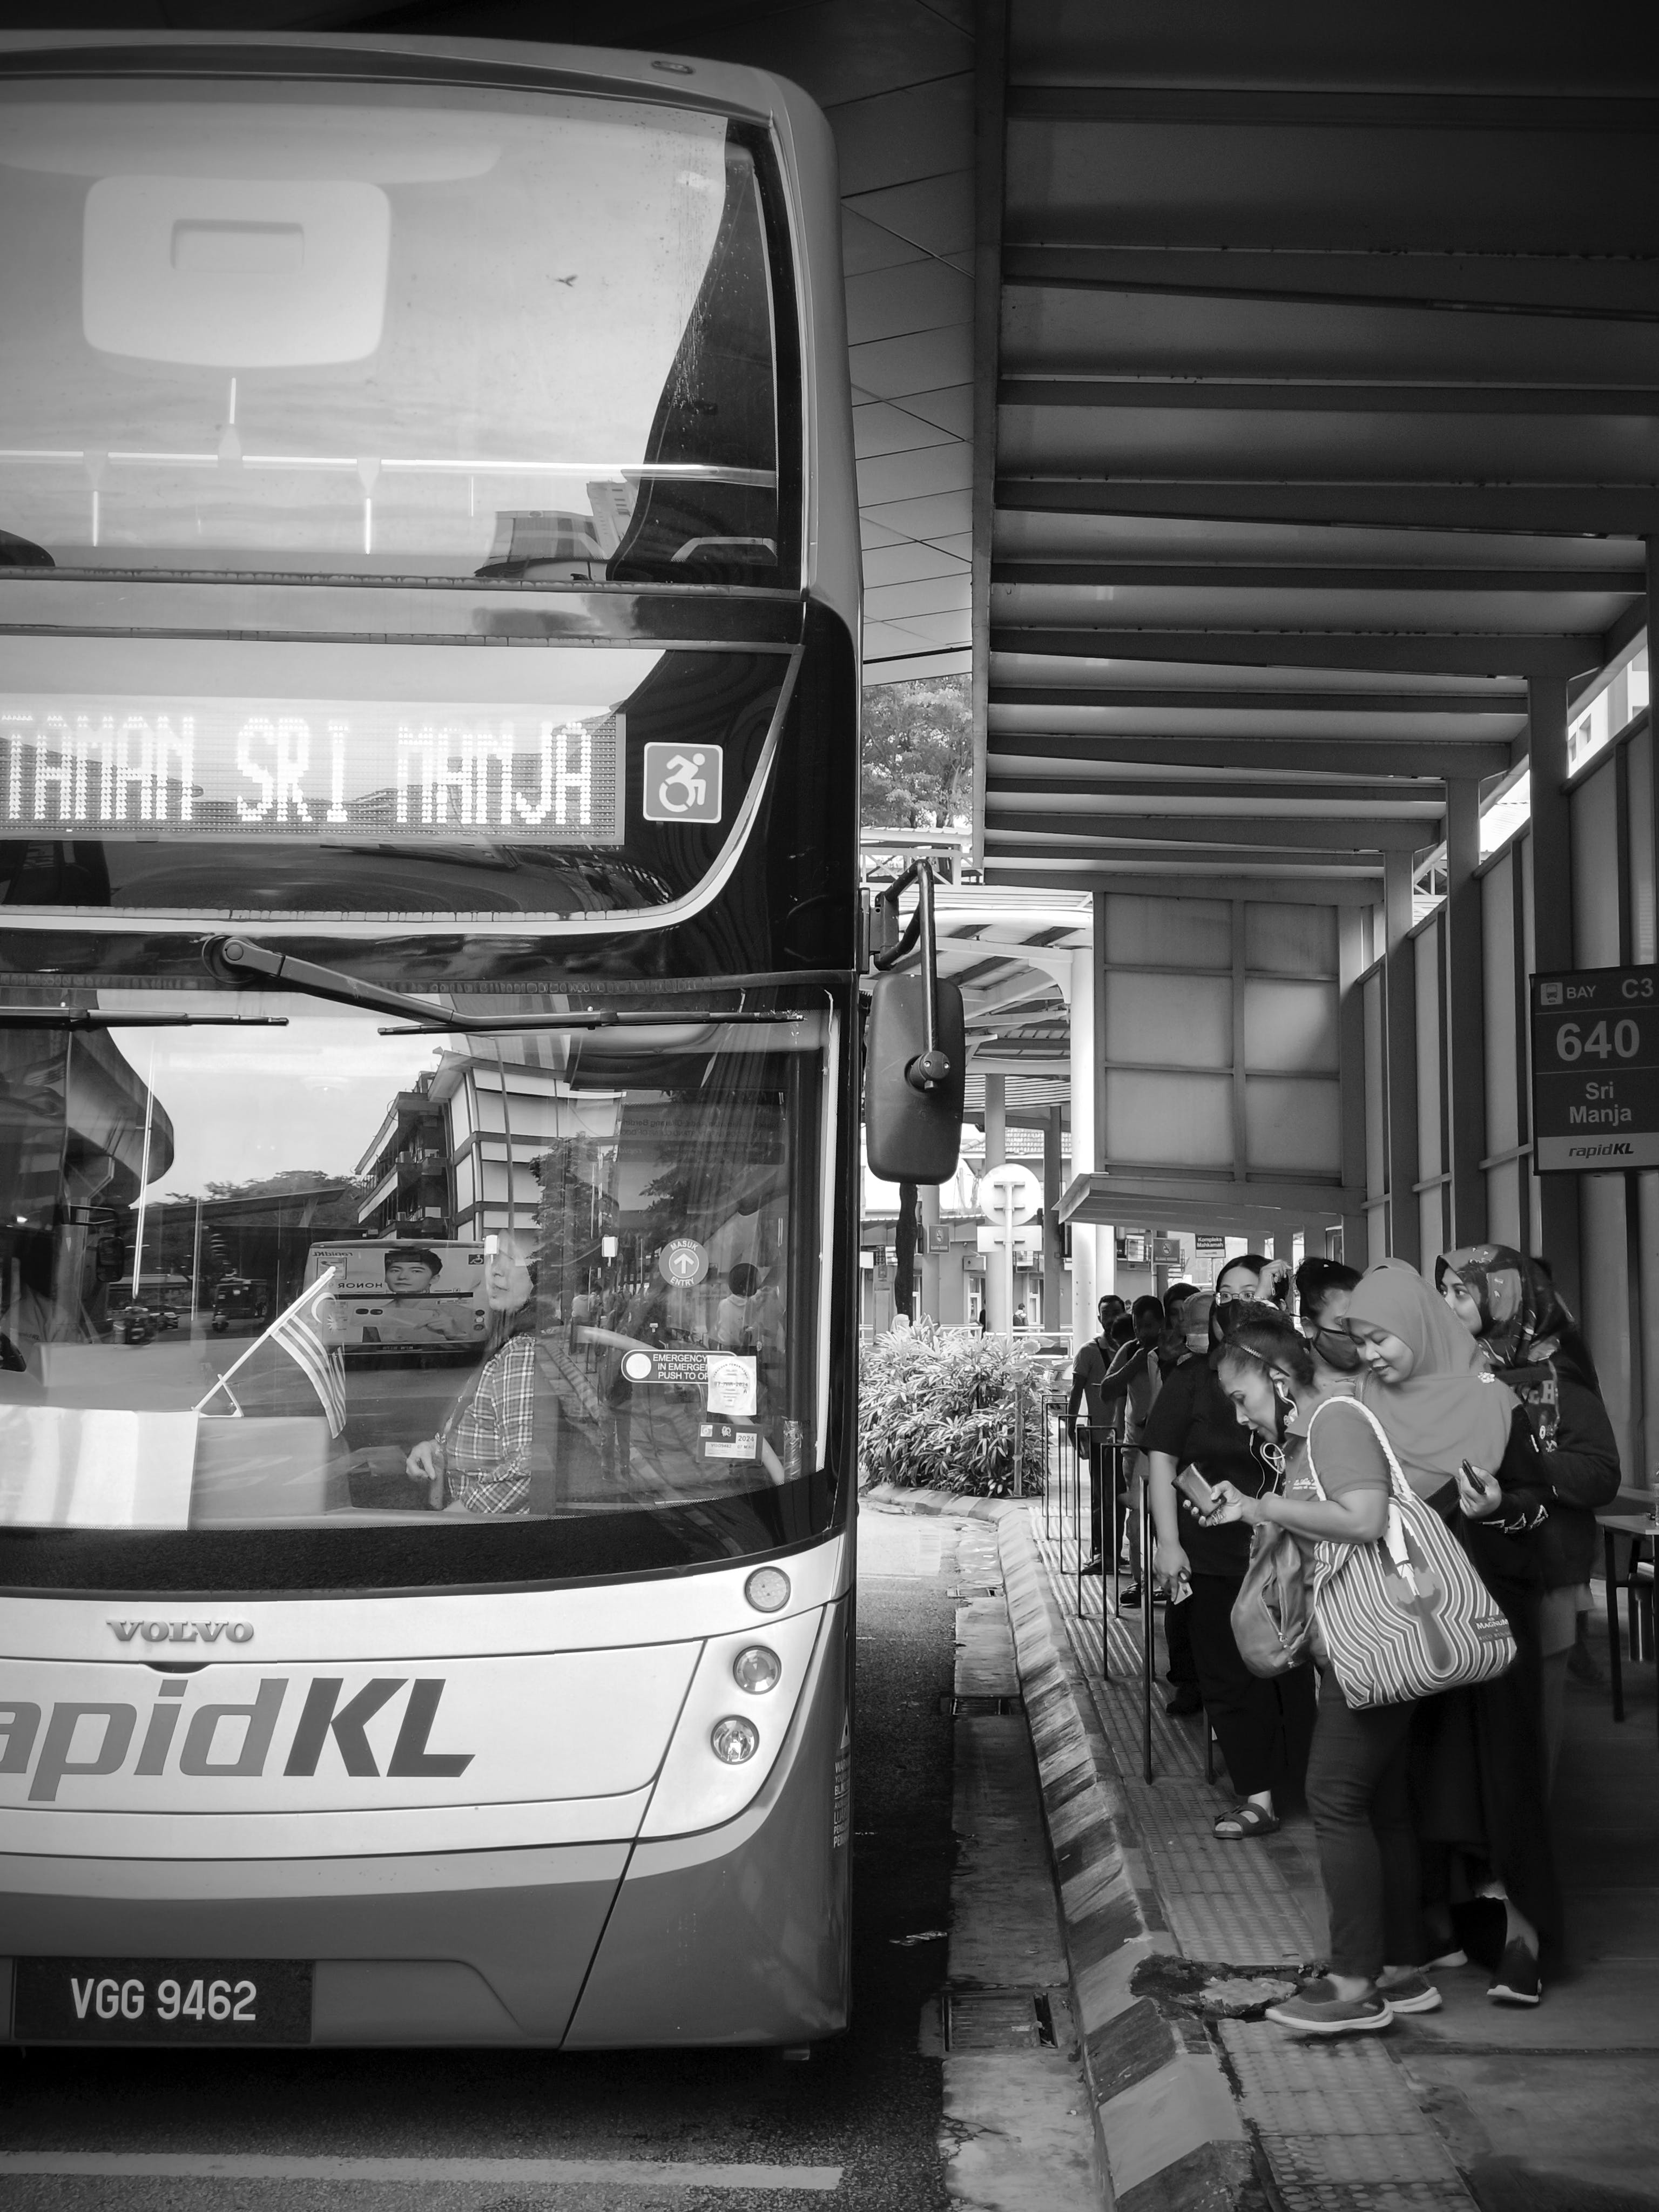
[1343,1258,1560,2006]
[1436,1244,1620,1781]
[406,1232,539,1515]
[1208,1305,1437,2034]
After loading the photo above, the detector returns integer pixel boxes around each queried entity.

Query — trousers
[1306,1665,1419,1981]
[1186,1573,1314,1798]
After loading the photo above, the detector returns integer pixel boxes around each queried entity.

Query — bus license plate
[13,1958,313,2044]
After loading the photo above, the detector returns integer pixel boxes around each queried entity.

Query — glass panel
[0,988,828,1549]
[0,83,784,584]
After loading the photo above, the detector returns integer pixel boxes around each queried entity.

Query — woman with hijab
[1344,1258,1560,2007]
[1437,1245,1620,1776]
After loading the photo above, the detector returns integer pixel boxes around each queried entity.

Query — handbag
[1230,1513,1317,1678]
[1304,1398,1516,1709]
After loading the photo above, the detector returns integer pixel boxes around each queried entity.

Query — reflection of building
[355,1049,618,1244]
[0,1027,176,1340]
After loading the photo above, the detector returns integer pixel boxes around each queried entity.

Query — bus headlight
[732,1645,781,1693]
[710,1715,760,1764]
[745,1566,791,1613]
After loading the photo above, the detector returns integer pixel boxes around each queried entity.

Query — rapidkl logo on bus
[0,1648,696,1812]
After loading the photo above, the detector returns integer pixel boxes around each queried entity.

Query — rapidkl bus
[0,30,962,2053]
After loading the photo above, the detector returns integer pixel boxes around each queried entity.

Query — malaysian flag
[268,1271,348,1437]
[195,1267,348,1435]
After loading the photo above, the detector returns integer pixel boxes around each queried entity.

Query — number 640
[1556,1019,1639,1062]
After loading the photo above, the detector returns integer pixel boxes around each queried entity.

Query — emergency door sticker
[642,743,722,824]
[0,1647,696,1813]
[619,1348,757,1415]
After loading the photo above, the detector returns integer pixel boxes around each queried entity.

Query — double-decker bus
[0,28,895,2051]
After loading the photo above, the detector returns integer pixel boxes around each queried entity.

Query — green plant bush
[858,1319,1048,1496]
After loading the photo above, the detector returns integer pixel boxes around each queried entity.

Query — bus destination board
[0,694,623,843]
[1531,965,1659,1172]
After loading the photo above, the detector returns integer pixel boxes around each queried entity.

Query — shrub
[858,1319,1048,1496]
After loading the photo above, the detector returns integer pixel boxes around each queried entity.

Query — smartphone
[1175,1464,1218,1515]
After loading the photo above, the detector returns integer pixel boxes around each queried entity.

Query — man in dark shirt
[1068,1296,1162,1573]
[1144,1255,1312,1835]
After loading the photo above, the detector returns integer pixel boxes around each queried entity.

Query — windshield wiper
[377,1009,806,1035]
[0,1009,287,1030]
[204,936,453,1023]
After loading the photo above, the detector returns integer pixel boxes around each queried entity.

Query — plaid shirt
[448,1336,535,1515]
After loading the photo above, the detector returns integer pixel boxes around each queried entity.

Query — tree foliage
[859,1318,1046,1495]
[860,676,972,830]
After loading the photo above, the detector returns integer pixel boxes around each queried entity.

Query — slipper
[1215,1803,1279,1840]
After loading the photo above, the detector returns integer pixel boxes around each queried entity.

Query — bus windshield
[0,984,834,1587]
[0,78,786,585]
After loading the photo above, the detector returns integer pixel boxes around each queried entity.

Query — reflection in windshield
[0,87,783,584]
[0,995,825,1534]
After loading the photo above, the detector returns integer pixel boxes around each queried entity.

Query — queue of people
[1069,1243,1623,2035]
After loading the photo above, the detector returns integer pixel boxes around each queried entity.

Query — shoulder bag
[1229,1433,1316,1679]
[1304,1398,1516,1709]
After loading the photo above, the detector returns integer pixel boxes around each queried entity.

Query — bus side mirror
[865,970,966,1184]
[864,859,965,1185]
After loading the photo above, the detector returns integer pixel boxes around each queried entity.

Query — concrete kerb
[998,1509,1255,2212]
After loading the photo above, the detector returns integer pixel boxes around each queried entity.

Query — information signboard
[1530,966,1659,1172]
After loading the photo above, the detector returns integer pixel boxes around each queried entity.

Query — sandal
[1215,1803,1280,1841]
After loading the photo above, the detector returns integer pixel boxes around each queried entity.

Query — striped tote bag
[1304,1399,1516,1710]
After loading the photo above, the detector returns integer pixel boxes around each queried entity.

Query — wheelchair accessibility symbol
[643,743,723,825]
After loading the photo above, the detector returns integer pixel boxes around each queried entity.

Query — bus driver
[405,1235,539,1514]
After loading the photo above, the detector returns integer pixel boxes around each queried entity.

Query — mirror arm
[871,859,951,1093]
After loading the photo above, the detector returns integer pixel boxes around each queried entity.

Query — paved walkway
[1031,1491,1659,2212]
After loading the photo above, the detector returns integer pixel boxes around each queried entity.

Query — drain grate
[946,1586,1003,1598]
[946,1988,1057,2052]
[939,1693,1025,1716]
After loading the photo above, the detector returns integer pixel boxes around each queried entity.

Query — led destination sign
[0,694,623,844]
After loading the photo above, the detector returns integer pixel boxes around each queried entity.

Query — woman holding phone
[1343,1258,1558,2007]
[1142,1254,1314,1840]
[1209,1305,1438,2034]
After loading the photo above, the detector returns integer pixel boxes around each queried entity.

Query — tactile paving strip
[1031,1519,1319,1964]
[1221,2023,1474,2210]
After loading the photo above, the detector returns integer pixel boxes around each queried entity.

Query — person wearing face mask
[1344,1257,1559,2006]
[1206,1305,1436,2034]
[1294,1257,1364,1379]
[406,1232,540,1515]
[1436,1245,1620,1767]
[1142,1254,1314,1835]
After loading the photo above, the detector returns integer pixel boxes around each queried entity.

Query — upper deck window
[0,80,788,588]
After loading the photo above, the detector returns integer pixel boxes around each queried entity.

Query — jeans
[1306,1665,1419,1981]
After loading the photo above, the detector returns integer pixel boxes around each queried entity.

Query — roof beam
[1004,86,1659,132]
[989,865,1385,905]
[995,478,1659,536]
[990,683,1523,713]
[987,732,1511,775]
[990,561,1646,595]
[991,626,1602,677]
[999,377,1659,417]
[1000,246,1659,325]
[988,771,1445,806]
[985,813,1429,851]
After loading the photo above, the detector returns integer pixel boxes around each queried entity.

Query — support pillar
[1043,1103,1064,1334]
[1384,849,1421,1265]
[1445,775,1488,1247]
[1528,673,1581,1314]
[1070,937,1102,1345]
[983,1074,1009,1331]
[919,1181,941,1323]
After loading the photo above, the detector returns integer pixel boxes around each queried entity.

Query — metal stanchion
[1141,1466,1155,1784]
[1073,1426,1084,1620]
